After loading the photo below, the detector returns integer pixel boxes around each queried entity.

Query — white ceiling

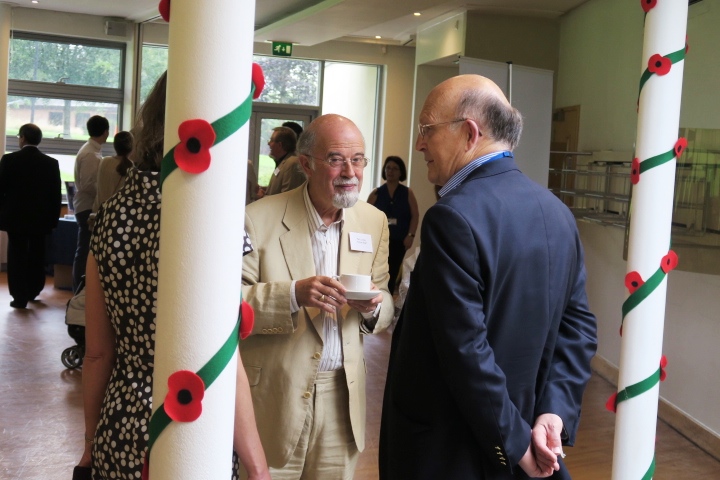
[6,0,589,45]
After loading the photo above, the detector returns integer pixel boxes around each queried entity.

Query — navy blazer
[0,146,62,235]
[379,157,597,479]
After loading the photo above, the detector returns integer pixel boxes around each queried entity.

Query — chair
[65,181,76,214]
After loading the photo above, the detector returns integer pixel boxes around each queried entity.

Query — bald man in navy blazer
[379,75,597,479]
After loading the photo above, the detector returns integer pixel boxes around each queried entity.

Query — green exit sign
[272,41,293,57]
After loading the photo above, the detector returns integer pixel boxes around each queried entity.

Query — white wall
[322,62,380,200]
[558,0,720,436]
[415,10,466,66]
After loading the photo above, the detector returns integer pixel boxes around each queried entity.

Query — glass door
[247,105,317,202]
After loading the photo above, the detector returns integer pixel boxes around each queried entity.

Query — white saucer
[345,290,381,301]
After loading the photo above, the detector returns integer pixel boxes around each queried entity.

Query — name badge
[273,167,280,176]
[349,232,373,253]
[387,217,398,226]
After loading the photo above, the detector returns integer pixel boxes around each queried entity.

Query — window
[140,45,168,105]
[5,32,125,195]
[48,112,63,126]
[253,56,321,106]
[9,35,122,88]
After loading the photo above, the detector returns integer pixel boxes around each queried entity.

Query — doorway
[248,105,317,200]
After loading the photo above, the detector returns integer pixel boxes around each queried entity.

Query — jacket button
[272,328,278,333]
[303,392,311,399]
[262,328,267,334]
[313,352,321,359]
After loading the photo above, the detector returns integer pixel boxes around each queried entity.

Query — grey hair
[297,127,317,169]
[455,89,523,150]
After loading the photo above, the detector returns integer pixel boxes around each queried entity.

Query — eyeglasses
[418,118,468,138]
[303,154,369,170]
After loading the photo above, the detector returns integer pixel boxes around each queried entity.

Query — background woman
[92,131,134,212]
[367,155,418,294]
[75,72,269,480]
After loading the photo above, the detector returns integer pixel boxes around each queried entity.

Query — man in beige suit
[262,126,306,197]
[240,114,393,480]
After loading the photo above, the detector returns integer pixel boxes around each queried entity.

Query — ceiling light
[375,35,381,39]
[414,12,421,16]
[31,0,38,3]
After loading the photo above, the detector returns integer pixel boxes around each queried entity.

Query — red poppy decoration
[252,63,266,100]
[165,370,205,422]
[674,138,688,158]
[640,0,657,13]
[142,454,150,480]
[625,271,644,294]
[660,250,678,273]
[659,355,668,382]
[175,119,216,174]
[158,0,170,22]
[631,157,641,185]
[606,392,618,413]
[685,35,690,55]
[648,54,671,76]
[240,300,255,340]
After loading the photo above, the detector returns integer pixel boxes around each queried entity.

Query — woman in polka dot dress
[74,72,269,480]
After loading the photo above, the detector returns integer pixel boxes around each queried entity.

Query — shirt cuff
[290,280,299,313]
[359,303,381,333]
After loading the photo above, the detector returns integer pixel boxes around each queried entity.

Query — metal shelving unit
[549,151,630,228]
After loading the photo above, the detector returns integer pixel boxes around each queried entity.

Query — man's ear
[465,119,481,149]
[299,154,314,176]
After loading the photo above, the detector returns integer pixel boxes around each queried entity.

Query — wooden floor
[1,272,719,479]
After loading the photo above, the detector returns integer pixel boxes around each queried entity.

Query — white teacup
[339,274,371,292]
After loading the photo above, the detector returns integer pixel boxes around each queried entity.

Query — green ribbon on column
[638,46,686,96]
[621,266,666,323]
[614,365,661,408]
[639,146,677,176]
[641,456,656,480]
[147,316,240,454]
[160,83,256,188]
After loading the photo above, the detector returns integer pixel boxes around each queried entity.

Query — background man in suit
[72,114,108,291]
[379,75,597,479]
[0,124,61,308]
[261,126,306,197]
[241,113,393,479]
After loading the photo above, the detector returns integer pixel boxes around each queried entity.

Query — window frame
[6,31,126,155]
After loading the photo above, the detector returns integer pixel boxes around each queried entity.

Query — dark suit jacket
[0,146,62,235]
[380,157,597,479]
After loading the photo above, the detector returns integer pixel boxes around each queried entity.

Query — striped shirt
[438,150,513,197]
[303,186,345,371]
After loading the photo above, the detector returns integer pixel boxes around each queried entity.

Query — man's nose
[415,133,426,151]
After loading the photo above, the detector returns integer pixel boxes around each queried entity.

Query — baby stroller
[62,276,86,369]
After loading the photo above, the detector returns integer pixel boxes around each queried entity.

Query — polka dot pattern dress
[89,168,255,479]
[90,169,161,479]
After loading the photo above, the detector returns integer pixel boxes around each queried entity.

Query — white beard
[333,189,359,209]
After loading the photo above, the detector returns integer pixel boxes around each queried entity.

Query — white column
[0,3,12,154]
[0,4,12,267]
[612,1,688,479]
[149,0,255,478]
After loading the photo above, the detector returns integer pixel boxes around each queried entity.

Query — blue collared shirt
[438,150,513,197]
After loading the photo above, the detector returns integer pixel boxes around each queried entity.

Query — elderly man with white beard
[239,114,394,480]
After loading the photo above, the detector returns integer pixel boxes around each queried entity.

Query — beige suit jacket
[241,185,393,468]
[265,155,306,196]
